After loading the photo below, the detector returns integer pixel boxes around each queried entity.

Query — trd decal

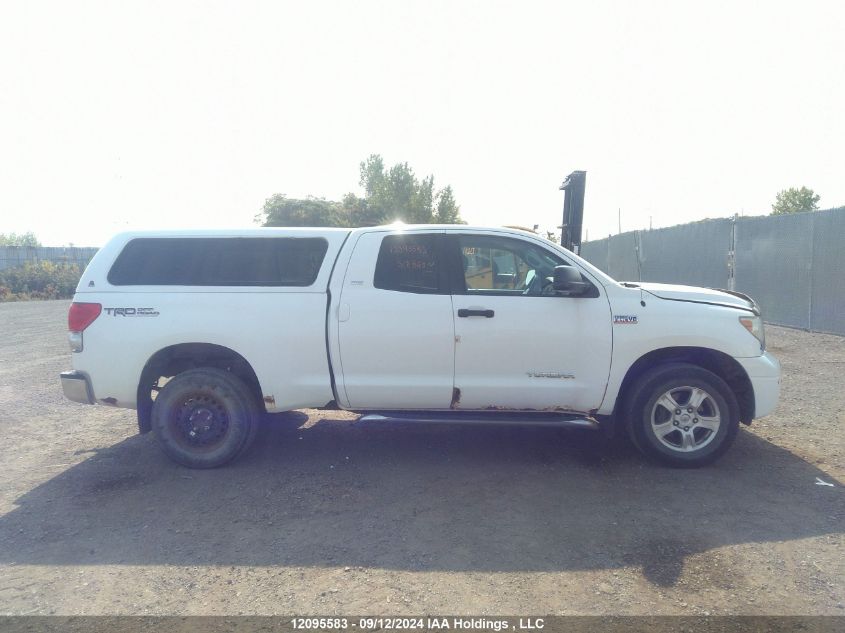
[104,308,160,317]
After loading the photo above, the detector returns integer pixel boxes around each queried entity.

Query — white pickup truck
[60,225,780,468]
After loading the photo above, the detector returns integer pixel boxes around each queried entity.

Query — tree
[258,155,464,228]
[434,185,461,224]
[771,187,820,215]
[343,154,464,226]
[256,195,342,227]
[0,232,40,247]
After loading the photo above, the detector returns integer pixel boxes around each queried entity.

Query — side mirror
[553,265,589,296]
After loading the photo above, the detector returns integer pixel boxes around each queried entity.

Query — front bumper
[736,352,781,419]
[60,370,95,405]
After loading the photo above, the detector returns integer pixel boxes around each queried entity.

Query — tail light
[68,302,102,331]
[68,302,101,352]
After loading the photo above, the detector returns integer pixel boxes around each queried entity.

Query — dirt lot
[0,300,842,616]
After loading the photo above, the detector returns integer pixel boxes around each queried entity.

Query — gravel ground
[0,300,842,615]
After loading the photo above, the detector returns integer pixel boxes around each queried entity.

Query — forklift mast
[559,170,587,254]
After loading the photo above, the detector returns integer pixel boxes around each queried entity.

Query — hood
[630,282,758,314]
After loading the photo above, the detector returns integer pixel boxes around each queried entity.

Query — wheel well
[614,347,755,425]
[136,343,264,433]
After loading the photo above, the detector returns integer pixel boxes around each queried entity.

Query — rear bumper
[736,352,781,419]
[60,370,95,405]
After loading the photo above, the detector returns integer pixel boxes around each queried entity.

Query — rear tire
[626,363,739,467]
[151,368,259,468]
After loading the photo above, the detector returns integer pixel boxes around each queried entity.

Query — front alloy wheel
[627,363,740,467]
[650,386,722,453]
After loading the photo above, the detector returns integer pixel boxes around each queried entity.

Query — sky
[1,0,843,247]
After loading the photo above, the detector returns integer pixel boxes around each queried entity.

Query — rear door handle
[457,309,495,318]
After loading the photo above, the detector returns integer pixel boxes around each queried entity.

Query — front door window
[457,235,565,297]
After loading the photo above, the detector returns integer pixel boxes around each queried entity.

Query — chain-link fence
[0,246,99,271]
[579,207,845,335]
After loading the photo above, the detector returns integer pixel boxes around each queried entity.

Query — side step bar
[356,411,600,430]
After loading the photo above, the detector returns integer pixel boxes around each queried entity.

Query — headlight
[739,315,765,350]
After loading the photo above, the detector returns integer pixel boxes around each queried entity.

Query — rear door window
[373,234,445,294]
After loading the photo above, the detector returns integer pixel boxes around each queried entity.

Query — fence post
[635,230,643,282]
[728,215,737,291]
[808,212,815,331]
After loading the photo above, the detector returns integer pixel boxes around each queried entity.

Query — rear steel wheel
[170,393,231,453]
[152,368,259,468]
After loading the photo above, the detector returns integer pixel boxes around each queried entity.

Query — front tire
[626,363,740,467]
[151,368,259,468]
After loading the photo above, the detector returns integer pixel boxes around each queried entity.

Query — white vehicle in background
[60,225,780,468]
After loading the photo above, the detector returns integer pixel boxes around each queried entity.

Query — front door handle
[457,309,495,318]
